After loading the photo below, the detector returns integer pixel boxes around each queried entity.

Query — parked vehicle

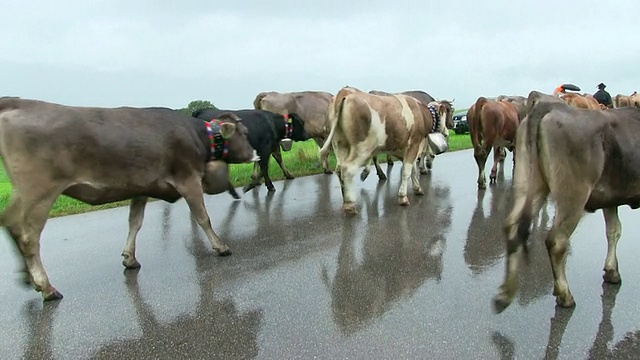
[453,111,468,134]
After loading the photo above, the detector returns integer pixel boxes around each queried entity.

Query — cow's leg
[386,154,394,166]
[121,196,148,269]
[244,146,274,192]
[474,144,492,189]
[419,145,436,174]
[493,156,549,313]
[602,207,622,284]
[341,147,370,215]
[397,161,415,206]
[493,190,548,312]
[490,146,504,183]
[178,178,231,255]
[374,156,387,180]
[1,196,30,285]
[3,191,62,301]
[271,146,295,180]
[360,157,372,181]
[360,156,385,181]
[226,182,241,200]
[340,162,359,214]
[397,146,421,206]
[410,162,424,196]
[545,201,585,308]
[251,162,260,181]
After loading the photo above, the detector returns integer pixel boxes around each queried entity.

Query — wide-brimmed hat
[597,83,606,89]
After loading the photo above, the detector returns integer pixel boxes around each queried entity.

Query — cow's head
[433,100,455,133]
[283,112,310,141]
[207,112,259,164]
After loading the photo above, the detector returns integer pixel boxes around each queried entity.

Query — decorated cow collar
[427,104,441,133]
[283,114,293,139]
[205,119,229,160]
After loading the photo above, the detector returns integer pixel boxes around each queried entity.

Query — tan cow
[0,97,259,301]
[613,91,639,108]
[559,92,603,110]
[493,94,640,312]
[364,89,454,180]
[633,91,640,107]
[319,87,451,215]
[253,90,334,174]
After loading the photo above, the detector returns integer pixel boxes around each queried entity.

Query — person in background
[553,84,567,96]
[594,83,613,108]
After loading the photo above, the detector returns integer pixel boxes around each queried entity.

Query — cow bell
[427,133,448,155]
[280,138,293,152]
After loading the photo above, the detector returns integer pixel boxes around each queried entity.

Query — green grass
[0,134,472,218]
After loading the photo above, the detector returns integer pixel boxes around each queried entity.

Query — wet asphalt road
[1,148,640,359]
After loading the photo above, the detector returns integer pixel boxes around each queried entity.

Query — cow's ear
[220,123,237,139]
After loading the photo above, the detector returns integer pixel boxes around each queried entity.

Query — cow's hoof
[398,196,410,206]
[217,248,233,256]
[419,168,428,175]
[478,183,487,190]
[285,174,295,180]
[267,186,276,192]
[228,189,241,199]
[555,294,576,308]
[342,203,358,215]
[414,188,425,196]
[377,173,387,181]
[360,171,370,181]
[492,296,512,314]
[603,269,621,284]
[43,289,64,302]
[324,169,333,175]
[122,259,142,270]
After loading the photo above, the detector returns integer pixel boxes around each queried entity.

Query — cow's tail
[514,104,548,259]
[319,96,345,158]
[253,92,267,110]
[468,96,488,150]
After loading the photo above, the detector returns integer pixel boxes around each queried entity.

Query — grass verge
[0,134,473,218]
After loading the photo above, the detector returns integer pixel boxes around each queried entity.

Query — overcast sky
[2,0,639,111]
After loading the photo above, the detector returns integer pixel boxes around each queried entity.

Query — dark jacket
[594,89,612,107]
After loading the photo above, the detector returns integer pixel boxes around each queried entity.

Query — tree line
[177,100,218,115]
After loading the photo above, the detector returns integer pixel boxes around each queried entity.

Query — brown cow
[493,96,640,313]
[364,89,454,180]
[559,92,602,110]
[319,87,450,214]
[0,97,258,301]
[467,96,522,189]
[253,90,334,174]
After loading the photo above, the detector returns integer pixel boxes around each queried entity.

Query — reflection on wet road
[1,149,639,359]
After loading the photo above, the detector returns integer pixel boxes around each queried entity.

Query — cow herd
[1,86,640,317]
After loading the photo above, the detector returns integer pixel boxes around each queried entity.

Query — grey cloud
[1,0,639,110]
